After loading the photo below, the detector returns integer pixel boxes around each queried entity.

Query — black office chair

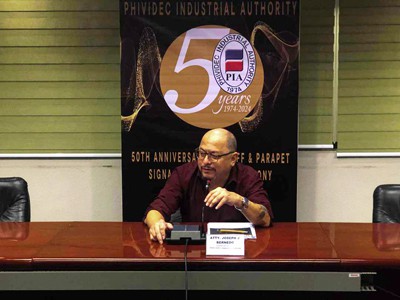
[373,184,400,223]
[0,177,31,222]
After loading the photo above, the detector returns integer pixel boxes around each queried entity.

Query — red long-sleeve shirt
[144,161,273,223]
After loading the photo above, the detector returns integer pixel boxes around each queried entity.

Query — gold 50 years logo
[160,25,264,129]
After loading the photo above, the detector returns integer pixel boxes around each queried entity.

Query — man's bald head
[201,128,237,152]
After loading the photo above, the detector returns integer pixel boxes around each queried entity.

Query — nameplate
[206,234,245,256]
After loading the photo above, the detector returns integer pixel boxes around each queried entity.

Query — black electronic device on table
[165,224,206,244]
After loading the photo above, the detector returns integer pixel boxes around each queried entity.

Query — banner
[120,0,299,222]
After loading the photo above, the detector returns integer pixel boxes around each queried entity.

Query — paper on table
[207,222,256,239]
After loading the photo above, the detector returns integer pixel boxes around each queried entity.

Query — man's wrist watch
[235,197,249,211]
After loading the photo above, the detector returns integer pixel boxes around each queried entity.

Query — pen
[218,229,248,234]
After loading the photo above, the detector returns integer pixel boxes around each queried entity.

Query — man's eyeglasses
[194,148,235,162]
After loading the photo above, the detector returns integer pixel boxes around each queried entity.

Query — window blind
[0,0,120,155]
[298,0,335,148]
[337,0,400,155]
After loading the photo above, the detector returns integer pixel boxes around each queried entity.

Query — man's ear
[231,152,239,165]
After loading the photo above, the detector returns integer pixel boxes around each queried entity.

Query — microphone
[201,179,211,237]
[205,179,211,192]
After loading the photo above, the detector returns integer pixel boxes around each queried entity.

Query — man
[144,128,273,244]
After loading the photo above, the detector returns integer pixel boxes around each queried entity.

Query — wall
[297,152,400,222]
[0,159,122,221]
[2,152,399,222]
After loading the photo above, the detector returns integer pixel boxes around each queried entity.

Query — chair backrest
[373,184,400,223]
[0,177,31,222]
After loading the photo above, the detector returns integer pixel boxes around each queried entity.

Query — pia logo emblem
[160,25,263,129]
[213,33,256,95]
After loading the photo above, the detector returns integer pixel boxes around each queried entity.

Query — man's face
[196,138,236,184]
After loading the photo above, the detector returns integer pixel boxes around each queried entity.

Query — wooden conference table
[0,221,400,297]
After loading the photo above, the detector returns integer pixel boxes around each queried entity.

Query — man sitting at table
[143,128,273,244]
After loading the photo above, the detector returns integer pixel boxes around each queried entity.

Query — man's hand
[148,219,173,244]
[204,188,271,227]
[204,187,242,210]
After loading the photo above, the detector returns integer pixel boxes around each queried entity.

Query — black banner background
[120,0,299,222]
